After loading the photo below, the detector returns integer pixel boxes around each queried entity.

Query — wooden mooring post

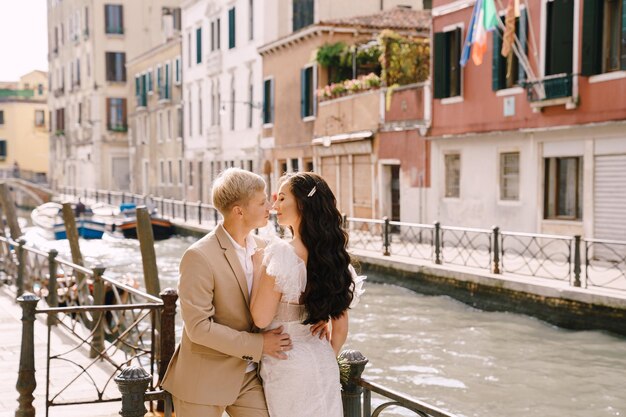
[136,206,161,297]
[0,182,23,240]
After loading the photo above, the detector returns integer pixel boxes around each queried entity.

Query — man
[162,168,292,417]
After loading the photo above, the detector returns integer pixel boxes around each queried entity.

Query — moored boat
[112,203,174,240]
[31,202,112,240]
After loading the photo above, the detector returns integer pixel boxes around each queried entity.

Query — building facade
[127,5,184,199]
[261,5,430,217]
[428,0,626,241]
[0,71,49,182]
[47,0,178,191]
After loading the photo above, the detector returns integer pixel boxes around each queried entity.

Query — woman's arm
[330,311,349,356]
[250,250,282,328]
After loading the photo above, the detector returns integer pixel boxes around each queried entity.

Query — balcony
[524,73,575,109]
[313,89,382,140]
[107,124,128,133]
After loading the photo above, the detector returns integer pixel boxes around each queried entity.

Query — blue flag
[460,0,482,67]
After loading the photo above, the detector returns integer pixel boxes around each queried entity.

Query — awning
[312,130,374,147]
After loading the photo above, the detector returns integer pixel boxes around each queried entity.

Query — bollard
[89,266,106,359]
[115,366,152,417]
[47,249,59,326]
[492,226,501,274]
[434,221,442,265]
[16,293,39,417]
[573,235,582,287]
[158,288,178,385]
[383,217,391,256]
[339,349,369,417]
[16,239,26,298]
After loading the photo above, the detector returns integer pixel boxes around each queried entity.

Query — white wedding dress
[259,238,365,417]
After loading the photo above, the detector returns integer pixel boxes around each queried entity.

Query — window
[196,27,202,64]
[434,28,462,99]
[249,0,254,40]
[106,98,127,131]
[105,52,126,82]
[293,0,314,31]
[157,111,163,142]
[147,70,153,93]
[301,65,316,118]
[188,32,192,67]
[188,91,193,135]
[500,152,520,201]
[168,109,173,140]
[493,10,528,90]
[160,160,165,184]
[211,21,216,51]
[175,57,181,84]
[0,110,4,125]
[263,78,274,124]
[189,161,194,186]
[0,140,6,160]
[55,108,65,132]
[104,4,123,34]
[582,0,625,75]
[161,62,171,100]
[179,160,183,185]
[198,85,203,134]
[78,102,82,124]
[248,76,254,128]
[228,8,236,49]
[168,160,173,184]
[84,6,89,37]
[544,157,583,220]
[545,0,573,76]
[177,106,183,138]
[230,78,235,130]
[35,110,45,127]
[444,154,460,198]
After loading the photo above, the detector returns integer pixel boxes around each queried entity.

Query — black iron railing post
[339,350,369,417]
[16,292,39,417]
[383,217,391,256]
[434,221,442,265]
[89,266,106,358]
[115,367,152,417]
[492,226,501,274]
[183,200,187,222]
[197,201,202,224]
[573,235,582,287]
[16,238,26,298]
[47,249,58,326]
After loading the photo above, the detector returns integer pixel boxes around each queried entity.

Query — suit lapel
[215,225,250,305]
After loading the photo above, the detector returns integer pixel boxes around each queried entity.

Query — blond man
[162,168,292,417]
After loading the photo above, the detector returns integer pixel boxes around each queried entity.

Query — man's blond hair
[211,168,265,214]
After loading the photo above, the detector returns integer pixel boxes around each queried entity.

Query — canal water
[22,227,626,417]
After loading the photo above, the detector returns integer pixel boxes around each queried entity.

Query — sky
[0,0,48,81]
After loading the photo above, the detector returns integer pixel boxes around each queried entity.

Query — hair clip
[307,186,317,197]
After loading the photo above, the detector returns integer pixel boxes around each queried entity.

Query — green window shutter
[165,63,170,99]
[300,68,306,118]
[451,28,462,97]
[196,27,202,64]
[621,0,626,69]
[581,0,601,76]
[546,0,573,75]
[135,76,140,96]
[229,8,236,49]
[433,32,447,99]
[492,26,502,91]
[518,9,528,82]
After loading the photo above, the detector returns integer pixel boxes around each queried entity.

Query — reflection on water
[22,225,626,417]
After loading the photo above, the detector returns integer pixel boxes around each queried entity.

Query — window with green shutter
[545,0,573,76]
[196,27,202,64]
[263,78,274,124]
[492,10,528,91]
[293,0,314,31]
[300,66,315,118]
[434,28,462,99]
[0,140,6,160]
[582,0,625,75]
[229,8,236,49]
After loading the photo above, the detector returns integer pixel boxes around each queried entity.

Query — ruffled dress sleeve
[262,238,307,302]
[349,264,366,308]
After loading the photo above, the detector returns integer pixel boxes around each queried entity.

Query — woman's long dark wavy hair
[281,172,354,324]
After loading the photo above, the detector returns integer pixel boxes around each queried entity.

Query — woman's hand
[252,248,264,278]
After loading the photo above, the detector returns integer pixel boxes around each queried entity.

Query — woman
[250,172,364,417]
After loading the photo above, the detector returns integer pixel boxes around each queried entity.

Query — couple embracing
[162,168,364,417]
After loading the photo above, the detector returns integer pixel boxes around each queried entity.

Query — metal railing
[59,187,626,292]
[523,73,573,102]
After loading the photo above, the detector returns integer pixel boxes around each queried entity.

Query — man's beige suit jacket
[161,224,265,405]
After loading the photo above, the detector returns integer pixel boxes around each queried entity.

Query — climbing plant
[378,29,430,86]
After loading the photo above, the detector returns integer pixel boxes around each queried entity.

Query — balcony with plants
[314,30,430,138]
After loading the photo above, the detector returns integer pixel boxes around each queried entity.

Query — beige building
[0,71,49,182]
[127,6,183,199]
[47,0,180,191]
